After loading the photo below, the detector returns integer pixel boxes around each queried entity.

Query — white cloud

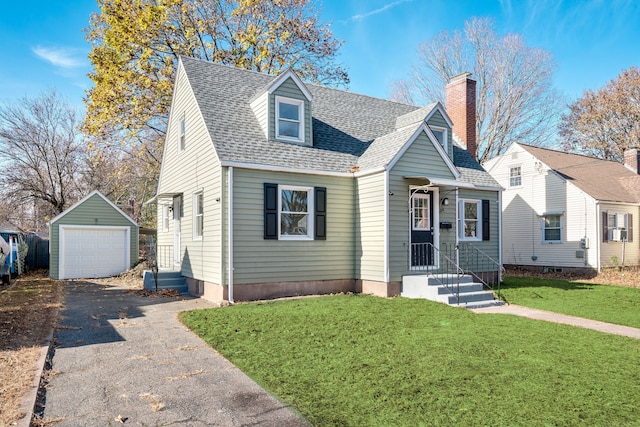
[32,46,85,69]
[342,0,414,23]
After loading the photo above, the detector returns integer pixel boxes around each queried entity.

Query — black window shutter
[264,183,278,239]
[602,211,608,242]
[628,213,633,242]
[315,187,327,240]
[482,199,490,241]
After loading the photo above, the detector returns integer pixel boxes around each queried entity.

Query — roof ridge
[519,143,623,165]
[179,55,422,111]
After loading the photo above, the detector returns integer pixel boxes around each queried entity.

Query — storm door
[410,191,434,268]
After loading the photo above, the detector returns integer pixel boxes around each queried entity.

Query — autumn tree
[0,90,85,227]
[389,17,563,163]
[84,0,348,208]
[559,66,640,161]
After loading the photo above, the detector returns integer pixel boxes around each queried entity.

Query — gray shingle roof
[519,144,640,203]
[180,56,497,187]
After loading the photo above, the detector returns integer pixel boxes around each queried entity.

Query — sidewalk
[38,280,307,426]
[471,304,640,339]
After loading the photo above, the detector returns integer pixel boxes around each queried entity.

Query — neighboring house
[153,58,502,303]
[49,191,139,280]
[485,143,640,272]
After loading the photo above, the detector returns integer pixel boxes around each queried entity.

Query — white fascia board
[220,160,353,177]
[267,69,313,101]
[156,58,185,196]
[49,190,139,227]
[387,123,461,179]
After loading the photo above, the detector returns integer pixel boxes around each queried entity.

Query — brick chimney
[624,147,639,174]
[446,72,477,159]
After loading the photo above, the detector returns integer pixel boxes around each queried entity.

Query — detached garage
[49,191,139,280]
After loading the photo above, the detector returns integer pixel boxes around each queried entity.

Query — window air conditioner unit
[611,229,625,241]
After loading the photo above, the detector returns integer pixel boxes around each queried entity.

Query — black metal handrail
[441,242,504,298]
[409,242,464,304]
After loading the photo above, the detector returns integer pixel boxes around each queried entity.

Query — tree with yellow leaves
[84,0,348,213]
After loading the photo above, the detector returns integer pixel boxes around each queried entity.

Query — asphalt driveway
[39,280,307,426]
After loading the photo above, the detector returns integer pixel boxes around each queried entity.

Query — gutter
[228,166,234,304]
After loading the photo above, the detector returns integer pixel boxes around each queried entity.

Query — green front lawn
[500,276,640,328]
[180,295,640,426]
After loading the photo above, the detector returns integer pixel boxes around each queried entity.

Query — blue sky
[1,0,639,111]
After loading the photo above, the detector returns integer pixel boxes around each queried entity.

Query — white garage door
[60,226,129,279]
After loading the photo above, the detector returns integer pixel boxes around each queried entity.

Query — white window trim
[192,190,203,240]
[509,165,522,188]
[459,199,482,241]
[278,185,314,240]
[429,126,448,152]
[275,95,304,143]
[607,212,629,241]
[541,214,563,244]
[161,204,170,232]
[178,115,186,152]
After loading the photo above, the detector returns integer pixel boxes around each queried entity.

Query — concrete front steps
[143,270,187,294]
[401,274,504,309]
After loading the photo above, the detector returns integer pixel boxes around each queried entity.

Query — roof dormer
[395,102,454,158]
[250,69,313,147]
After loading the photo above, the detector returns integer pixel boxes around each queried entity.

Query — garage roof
[48,190,139,227]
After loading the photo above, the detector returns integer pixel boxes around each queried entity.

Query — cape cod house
[485,143,640,272]
[152,57,503,304]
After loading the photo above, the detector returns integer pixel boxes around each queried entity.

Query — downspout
[384,170,389,284]
[228,166,234,304]
[595,202,601,272]
[455,187,459,267]
[498,191,503,283]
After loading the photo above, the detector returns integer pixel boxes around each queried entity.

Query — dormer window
[276,96,304,142]
[430,126,448,151]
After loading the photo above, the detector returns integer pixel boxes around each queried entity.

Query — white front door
[173,196,181,266]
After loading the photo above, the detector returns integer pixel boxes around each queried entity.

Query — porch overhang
[403,176,503,191]
[144,192,183,205]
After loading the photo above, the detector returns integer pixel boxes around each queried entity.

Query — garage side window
[193,191,203,240]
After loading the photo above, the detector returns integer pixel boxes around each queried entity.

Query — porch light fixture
[441,197,449,206]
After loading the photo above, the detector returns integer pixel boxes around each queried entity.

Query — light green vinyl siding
[227,168,354,284]
[49,193,138,279]
[355,172,386,281]
[388,132,459,281]
[269,78,312,147]
[426,109,453,159]
[458,189,500,271]
[156,65,223,284]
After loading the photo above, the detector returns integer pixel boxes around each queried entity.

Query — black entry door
[411,191,434,267]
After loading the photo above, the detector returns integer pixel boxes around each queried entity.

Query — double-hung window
[603,212,632,242]
[279,186,312,239]
[509,166,522,187]
[264,183,326,241]
[542,214,562,242]
[276,96,304,142]
[193,191,203,240]
[459,199,482,240]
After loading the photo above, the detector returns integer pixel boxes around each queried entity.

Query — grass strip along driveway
[181,294,639,426]
[500,276,640,328]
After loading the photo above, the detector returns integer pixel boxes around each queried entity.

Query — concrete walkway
[38,280,307,426]
[471,304,640,339]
